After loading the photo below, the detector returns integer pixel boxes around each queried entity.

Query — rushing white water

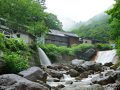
[95,49,117,65]
[47,74,75,87]
[61,74,75,81]
[81,74,100,84]
[38,47,51,66]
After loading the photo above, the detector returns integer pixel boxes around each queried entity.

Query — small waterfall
[38,47,51,66]
[95,49,118,65]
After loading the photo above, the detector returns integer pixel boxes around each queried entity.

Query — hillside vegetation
[70,13,112,42]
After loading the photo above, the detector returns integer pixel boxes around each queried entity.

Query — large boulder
[92,71,120,85]
[81,61,102,71]
[71,59,85,66]
[72,64,85,73]
[84,48,96,59]
[75,48,96,60]
[18,66,47,83]
[92,76,115,85]
[0,74,49,90]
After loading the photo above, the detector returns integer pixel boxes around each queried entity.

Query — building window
[17,34,20,38]
[6,35,10,38]
[85,41,87,43]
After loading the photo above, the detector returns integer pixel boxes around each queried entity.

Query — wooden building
[0,18,35,44]
[45,29,81,47]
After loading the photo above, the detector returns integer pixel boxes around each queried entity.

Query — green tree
[0,0,48,36]
[44,13,63,31]
[106,0,120,41]
[106,0,120,55]
[34,0,46,9]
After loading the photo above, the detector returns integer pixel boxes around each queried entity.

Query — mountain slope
[70,13,112,42]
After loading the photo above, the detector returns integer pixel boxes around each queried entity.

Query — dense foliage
[106,0,120,56]
[39,43,113,62]
[0,33,34,73]
[0,0,63,36]
[44,13,63,31]
[70,13,112,42]
[95,43,113,51]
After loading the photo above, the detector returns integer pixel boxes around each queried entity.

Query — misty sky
[45,0,115,30]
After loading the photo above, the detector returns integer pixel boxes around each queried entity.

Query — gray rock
[104,83,120,90]
[92,71,120,85]
[65,81,73,84]
[75,48,96,60]
[71,59,85,66]
[18,66,47,83]
[81,61,102,71]
[84,48,96,59]
[50,70,63,79]
[47,77,60,82]
[73,65,85,73]
[69,69,79,77]
[57,84,65,89]
[104,62,113,67]
[0,74,49,90]
[93,76,115,85]
[79,71,89,78]
[61,84,104,90]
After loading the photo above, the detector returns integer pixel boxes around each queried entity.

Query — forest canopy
[70,13,112,42]
[0,0,63,36]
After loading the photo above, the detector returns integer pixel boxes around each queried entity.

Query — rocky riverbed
[0,59,120,90]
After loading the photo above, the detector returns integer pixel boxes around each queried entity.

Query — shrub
[72,44,94,53]
[0,32,33,74]
[95,43,113,50]
[4,38,28,52]
[58,46,70,55]
[2,52,30,73]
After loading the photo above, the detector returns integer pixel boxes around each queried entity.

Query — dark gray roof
[0,25,9,30]
[49,29,78,38]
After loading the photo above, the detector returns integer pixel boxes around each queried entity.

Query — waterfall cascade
[95,49,118,65]
[38,47,51,66]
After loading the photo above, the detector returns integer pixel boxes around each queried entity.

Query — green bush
[2,52,29,73]
[72,44,94,53]
[39,44,95,62]
[0,32,33,74]
[95,43,113,50]
[5,38,28,52]
[58,46,71,55]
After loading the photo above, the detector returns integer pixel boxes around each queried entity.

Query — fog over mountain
[58,16,76,31]
[70,11,112,42]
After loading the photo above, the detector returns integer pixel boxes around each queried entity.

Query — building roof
[49,29,79,38]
